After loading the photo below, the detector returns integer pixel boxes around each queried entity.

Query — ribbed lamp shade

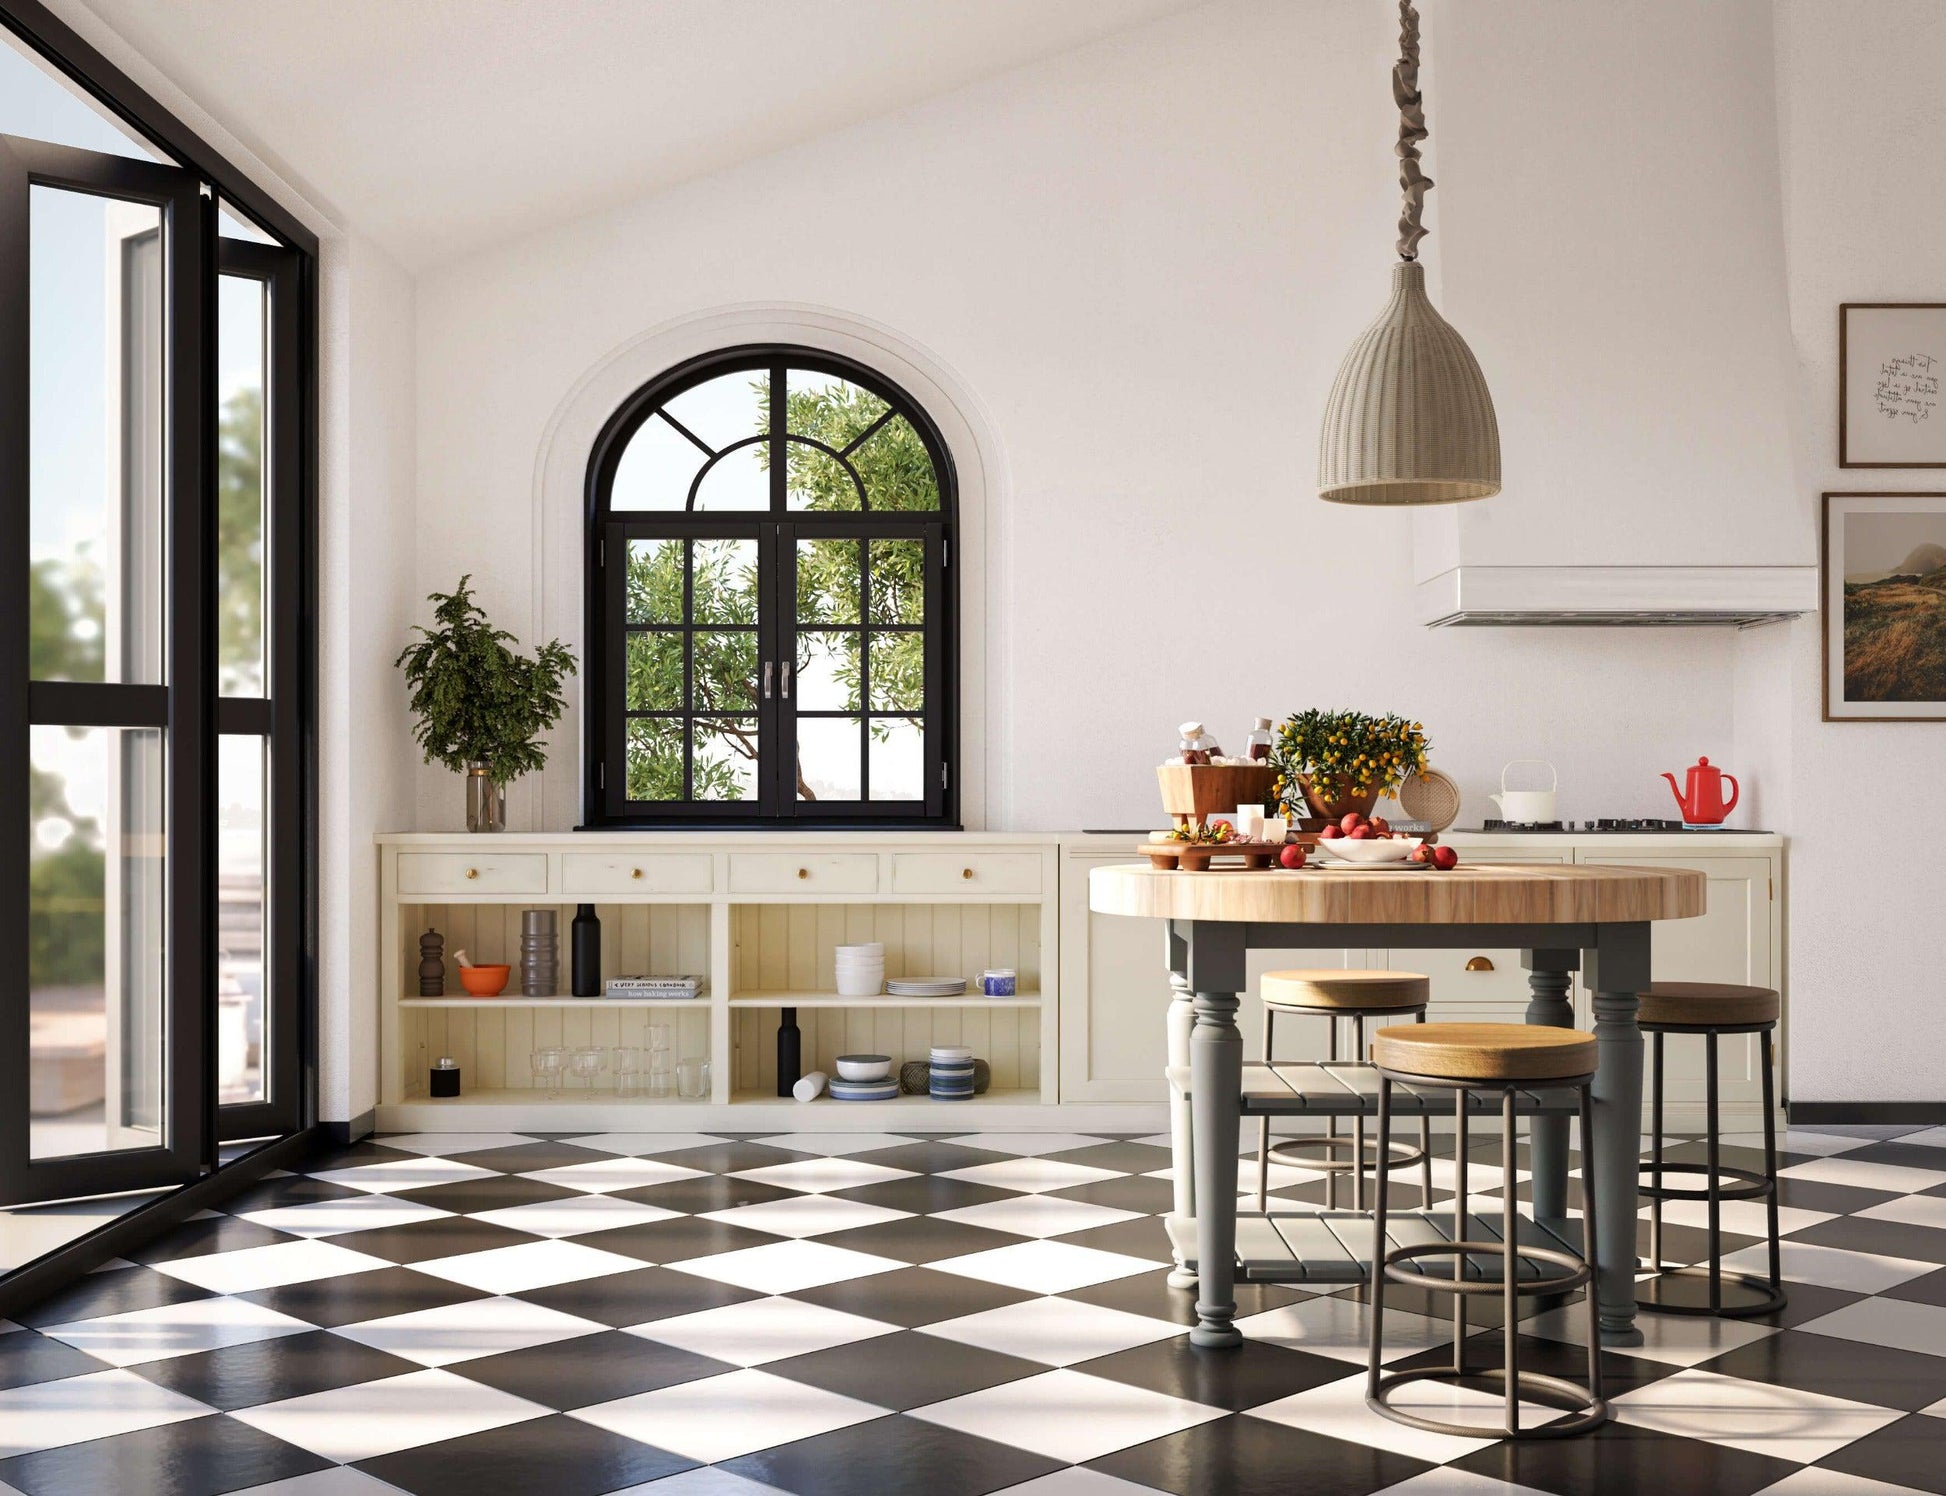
[1317,260,1500,506]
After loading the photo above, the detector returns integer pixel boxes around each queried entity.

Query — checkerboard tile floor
[3,1124,1944,1496]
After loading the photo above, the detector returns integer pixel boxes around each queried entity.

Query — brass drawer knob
[465,868,479,880]
[1465,956,1494,971]
[631,867,643,880]
[962,867,974,880]
[797,867,809,880]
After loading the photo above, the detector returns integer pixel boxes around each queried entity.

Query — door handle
[763,662,774,699]
[781,662,793,699]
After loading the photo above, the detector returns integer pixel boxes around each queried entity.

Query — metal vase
[465,764,506,833]
[520,909,559,997]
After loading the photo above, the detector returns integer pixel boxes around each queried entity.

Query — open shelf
[403,1088,710,1105]
[401,996,707,1009]
[728,991,1040,1009]
[733,1087,1039,1107]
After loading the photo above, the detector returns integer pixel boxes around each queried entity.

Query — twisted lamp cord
[1394,0,1431,261]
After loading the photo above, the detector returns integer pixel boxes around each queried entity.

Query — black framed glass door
[0,135,210,1202]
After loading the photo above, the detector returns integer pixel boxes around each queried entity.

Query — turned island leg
[1586,924,1651,1346]
[1166,923,1198,1290]
[1187,920,1245,1348]
[1523,950,1579,1223]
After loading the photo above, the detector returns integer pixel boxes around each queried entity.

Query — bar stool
[1638,982,1785,1318]
[1256,970,1434,1213]
[1366,1023,1607,1441]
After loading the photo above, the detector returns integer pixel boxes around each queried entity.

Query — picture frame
[1839,303,1946,467]
[1822,491,1946,720]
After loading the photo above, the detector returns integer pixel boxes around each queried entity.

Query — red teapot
[1661,756,1739,825]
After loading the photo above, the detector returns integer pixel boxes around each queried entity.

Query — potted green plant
[396,576,576,831]
[1269,709,1430,825]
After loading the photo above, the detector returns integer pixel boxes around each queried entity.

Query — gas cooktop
[1472,819,1764,833]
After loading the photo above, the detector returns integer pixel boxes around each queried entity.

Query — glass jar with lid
[1244,717,1274,761]
[1177,721,1219,765]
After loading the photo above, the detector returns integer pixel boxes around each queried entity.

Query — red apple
[1431,845,1459,871]
[1318,825,1343,840]
[1370,815,1391,834]
[1347,825,1375,840]
[1339,813,1365,834]
[1408,843,1431,864]
[1279,843,1307,870]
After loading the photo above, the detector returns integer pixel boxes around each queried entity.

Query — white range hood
[1416,565,1818,628]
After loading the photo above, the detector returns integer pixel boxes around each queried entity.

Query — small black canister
[571,903,602,997]
[430,1057,461,1097]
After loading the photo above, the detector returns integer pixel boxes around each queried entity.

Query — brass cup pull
[465,868,479,880]
[797,867,809,880]
[1465,956,1495,972]
[961,867,974,880]
[630,867,643,880]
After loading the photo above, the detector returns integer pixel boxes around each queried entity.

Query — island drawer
[397,853,549,896]
[562,853,714,895]
[728,852,879,894]
[890,852,1043,895]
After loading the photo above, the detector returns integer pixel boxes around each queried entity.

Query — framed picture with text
[1823,491,1946,720]
[1840,303,1946,466]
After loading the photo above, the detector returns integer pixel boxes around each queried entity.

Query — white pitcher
[1488,760,1558,823]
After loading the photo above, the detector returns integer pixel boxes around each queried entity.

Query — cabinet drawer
[398,852,548,896]
[890,852,1042,896]
[1408,947,1546,1010]
[563,853,713,895]
[728,852,878,894]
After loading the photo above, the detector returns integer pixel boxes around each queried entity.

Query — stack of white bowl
[834,943,885,997]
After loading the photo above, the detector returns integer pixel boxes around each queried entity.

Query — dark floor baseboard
[324,1110,375,1146]
[1789,1101,1946,1125]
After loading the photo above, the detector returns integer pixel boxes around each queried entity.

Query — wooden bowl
[458,964,510,997]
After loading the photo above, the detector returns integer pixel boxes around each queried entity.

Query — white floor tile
[665,1239,906,1294]
[911,1367,1223,1464]
[1249,1369,1533,1464]
[470,1193,682,1238]
[614,1468,790,1495]
[1716,1239,1936,1295]
[747,1133,912,1157]
[309,1158,500,1194]
[730,1158,916,1194]
[1797,1295,1946,1360]
[1641,1197,1834,1238]
[368,1133,537,1157]
[928,1240,1158,1294]
[938,1158,1122,1194]
[228,1469,418,1496]
[0,1368,211,1456]
[1723,1131,1871,1158]
[1779,1157,1946,1195]
[1377,1469,1557,1495]
[1233,1294,1451,1365]
[700,1194,911,1239]
[41,1294,312,1367]
[1857,1193,1946,1231]
[333,1294,606,1367]
[559,1134,730,1157]
[1753,1468,1937,1496]
[1900,1127,1946,1150]
[942,1134,1111,1157]
[237,1194,454,1238]
[573,1367,883,1462]
[150,1239,392,1294]
[1521,1302,1776,1366]
[1612,1366,1904,1464]
[409,1238,646,1294]
[231,1366,547,1461]
[932,1195,1143,1240]
[980,1472,1161,1496]
[924,1296,1181,1366]
[519,1157,708,1194]
[627,1295,894,1366]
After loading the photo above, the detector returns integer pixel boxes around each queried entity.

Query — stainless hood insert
[1416,565,1817,628]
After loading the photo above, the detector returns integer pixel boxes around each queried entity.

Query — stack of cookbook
[603,974,704,1000]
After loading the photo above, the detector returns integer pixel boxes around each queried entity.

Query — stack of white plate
[886,977,966,997]
[834,943,885,997]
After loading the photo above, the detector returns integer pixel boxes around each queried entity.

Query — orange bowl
[458,964,510,997]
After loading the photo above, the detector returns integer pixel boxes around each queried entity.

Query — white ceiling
[75,0,1196,271]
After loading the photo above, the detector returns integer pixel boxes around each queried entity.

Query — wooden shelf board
[399,1088,710,1104]
[733,1087,1040,1107]
[401,996,706,1008]
[727,992,1040,1009]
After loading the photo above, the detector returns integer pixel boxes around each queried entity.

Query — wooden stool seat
[1263,969,1429,1011]
[1637,982,1779,1028]
[1372,1023,1595,1083]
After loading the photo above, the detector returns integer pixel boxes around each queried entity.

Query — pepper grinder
[418,929,445,996]
[571,904,601,997]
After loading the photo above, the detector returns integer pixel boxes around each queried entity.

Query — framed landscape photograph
[1840,303,1946,466]
[1824,492,1946,719]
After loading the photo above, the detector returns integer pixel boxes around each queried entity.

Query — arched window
[585,346,957,825]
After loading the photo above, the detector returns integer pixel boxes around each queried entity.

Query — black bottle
[777,1006,802,1096]
[571,904,601,997]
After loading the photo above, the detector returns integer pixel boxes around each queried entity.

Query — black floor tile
[611,1172,802,1214]
[1694,1326,1946,1412]
[1267,1178,1455,1212]
[1075,1332,1348,1410]
[1046,1173,1179,1214]
[511,1264,761,1325]
[13,1264,214,1330]
[1062,1267,1310,1327]
[1791,1214,1946,1264]
[391,1174,584,1214]
[1837,1141,1946,1172]
[1386,1330,1677,1399]
[765,1328,1043,1412]
[1635,1217,1761,1268]
[0,1330,107,1391]
[1058,1216,1176,1262]
[572,1214,780,1264]
[452,1328,734,1409]
[725,1411,1056,1496]
[816,1215,1023,1265]
[437,1140,616,1175]
[218,1173,367,1214]
[324,1215,544,1265]
[785,1266,1036,1328]
[357,1411,694,1496]
[1740,1278,1866,1330]
[1817,1412,1946,1494]
[235,1264,490,1327]
[309,1140,420,1166]
[0,1412,329,1496]
[1775,1177,1902,1216]
[1450,1421,1800,1496]
[131,1328,422,1411]
[829,1174,1018,1216]
[1885,1264,1946,1308]
[129,1215,298,1265]
[845,1141,1014,1175]
[1090,1413,1434,1496]
[657,1140,813,1174]
[1042,1141,1176,1173]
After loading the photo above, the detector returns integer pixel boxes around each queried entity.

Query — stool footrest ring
[1636,1264,1788,1319]
[1269,1135,1428,1175]
[1381,1240,1592,1297]
[1638,1160,1772,1204]
[1370,1367,1608,1440]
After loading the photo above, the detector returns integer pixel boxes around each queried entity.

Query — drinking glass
[611,1045,645,1098]
[645,1022,672,1055]
[648,1057,674,1098]
[677,1057,711,1099]
[530,1046,566,1100]
[568,1046,607,1092]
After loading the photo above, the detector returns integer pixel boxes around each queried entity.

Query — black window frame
[584,346,958,828]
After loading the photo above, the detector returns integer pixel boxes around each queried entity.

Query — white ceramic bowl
[835,1053,892,1081]
[835,969,885,997]
[1317,835,1423,864]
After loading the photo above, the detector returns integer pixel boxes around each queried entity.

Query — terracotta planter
[1291,774,1380,825]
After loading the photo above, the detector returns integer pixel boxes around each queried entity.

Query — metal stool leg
[1418,1010,1433,1208]
[1648,1030,1665,1273]
[1326,1016,1341,1211]
[1352,1016,1367,1213]
[1762,1029,1782,1301]
[1257,1009,1274,1213]
[1453,1087,1468,1375]
[1706,1031,1722,1315]
[1501,1087,1520,1436]
[1578,1084,1604,1410]
[1367,1075,1394,1400]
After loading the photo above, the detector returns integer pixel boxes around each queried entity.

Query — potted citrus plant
[396,576,576,831]
[1269,709,1430,825]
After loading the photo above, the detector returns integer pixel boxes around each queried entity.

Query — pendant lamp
[1318,0,1499,506]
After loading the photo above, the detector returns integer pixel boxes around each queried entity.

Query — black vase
[777,1006,802,1096]
[571,904,601,997]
